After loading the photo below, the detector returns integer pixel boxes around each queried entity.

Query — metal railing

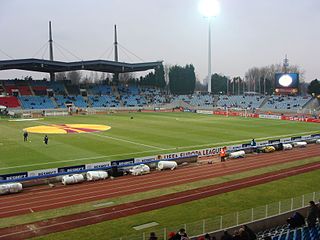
[114,191,320,240]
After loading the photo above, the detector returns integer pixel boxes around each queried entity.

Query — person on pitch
[23,131,28,142]
[44,135,49,145]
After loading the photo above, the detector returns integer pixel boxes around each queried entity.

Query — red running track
[1,160,320,240]
[0,144,319,219]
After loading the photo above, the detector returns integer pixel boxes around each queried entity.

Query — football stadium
[0,1,320,240]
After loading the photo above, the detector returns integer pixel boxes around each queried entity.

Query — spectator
[168,232,176,240]
[242,225,256,240]
[171,229,189,240]
[232,230,241,240]
[238,227,249,240]
[291,212,305,228]
[204,233,211,240]
[307,201,318,227]
[149,232,157,240]
[220,230,233,240]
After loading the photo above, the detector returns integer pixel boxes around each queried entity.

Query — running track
[0,145,319,239]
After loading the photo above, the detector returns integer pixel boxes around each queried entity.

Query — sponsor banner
[159,148,218,160]
[268,139,280,144]
[257,141,269,146]
[111,158,134,167]
[134,156,157,163]
[0,172,28,181]
[28,168,58,177]
[306,119,320,123]
[311,134,320,138]
[301,135,312,140]
[291,136,302,141]
[58,165,86,173]
[259,114,282,120]
[85,161,111,170]
[281,116,306,122]
[280,137,292,143]
[241,143,252,148]
[228,144,243,151]
[197,110,213,115]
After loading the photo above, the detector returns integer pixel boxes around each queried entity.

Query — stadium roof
[0,58,163,73]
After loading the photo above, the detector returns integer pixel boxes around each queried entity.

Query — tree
[55,72,67,81]
[307,79,320,96]
[211,73,228,94]
[154,64,166,88]
[195,79,207,92]
[67,71,82,84]
[169,64,196,95]
[139,64,166,88]
[244,63,305,94]
[163,64,170,84]
[245,67,260,92]
[119,72,135,83]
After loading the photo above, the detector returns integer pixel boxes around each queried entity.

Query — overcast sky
[0,0,319,82]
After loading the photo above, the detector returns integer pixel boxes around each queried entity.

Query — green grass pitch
[0,112,319,174]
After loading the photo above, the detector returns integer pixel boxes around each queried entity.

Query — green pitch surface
[0,112,319,174]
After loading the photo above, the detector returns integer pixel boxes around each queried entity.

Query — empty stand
[0,96,20,108]
[19,96,55,109]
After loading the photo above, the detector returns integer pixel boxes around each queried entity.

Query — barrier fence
[113,191,320,240]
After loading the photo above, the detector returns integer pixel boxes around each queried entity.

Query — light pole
[199,0,220,93]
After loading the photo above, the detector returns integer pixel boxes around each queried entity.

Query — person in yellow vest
[220,146,227,162]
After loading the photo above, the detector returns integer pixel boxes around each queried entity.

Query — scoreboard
[274,73,299,95]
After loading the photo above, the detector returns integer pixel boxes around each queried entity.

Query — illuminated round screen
[279,74,293,87]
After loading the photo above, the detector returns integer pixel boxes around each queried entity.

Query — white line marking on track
[1,163,319,239]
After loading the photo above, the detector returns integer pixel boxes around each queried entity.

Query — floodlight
[198,0,220,18]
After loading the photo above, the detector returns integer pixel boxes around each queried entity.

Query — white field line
[0,130,319,172]
[30,119,165,150]
[1,163,319,239]
[89,133,165,150]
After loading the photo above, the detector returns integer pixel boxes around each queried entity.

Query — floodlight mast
[199,0,220,93]
[208,19,212,93]
[48,21,55,81]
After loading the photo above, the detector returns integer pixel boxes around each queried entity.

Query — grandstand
[261,95,312,110]
[0,80,318,113]
[216,95,266,109]
[258,223,320,240]
[19,96,56,109]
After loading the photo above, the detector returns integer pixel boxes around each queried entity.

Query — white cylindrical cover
[86,171,108,181]
[294,141,307,147]
[282,143,293,150]
[229,150,245,158]
[62,174,84,185]
[157,161,177,170]
[129,164,150,175]
[316,139,320,144]
[0,182,23,195]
